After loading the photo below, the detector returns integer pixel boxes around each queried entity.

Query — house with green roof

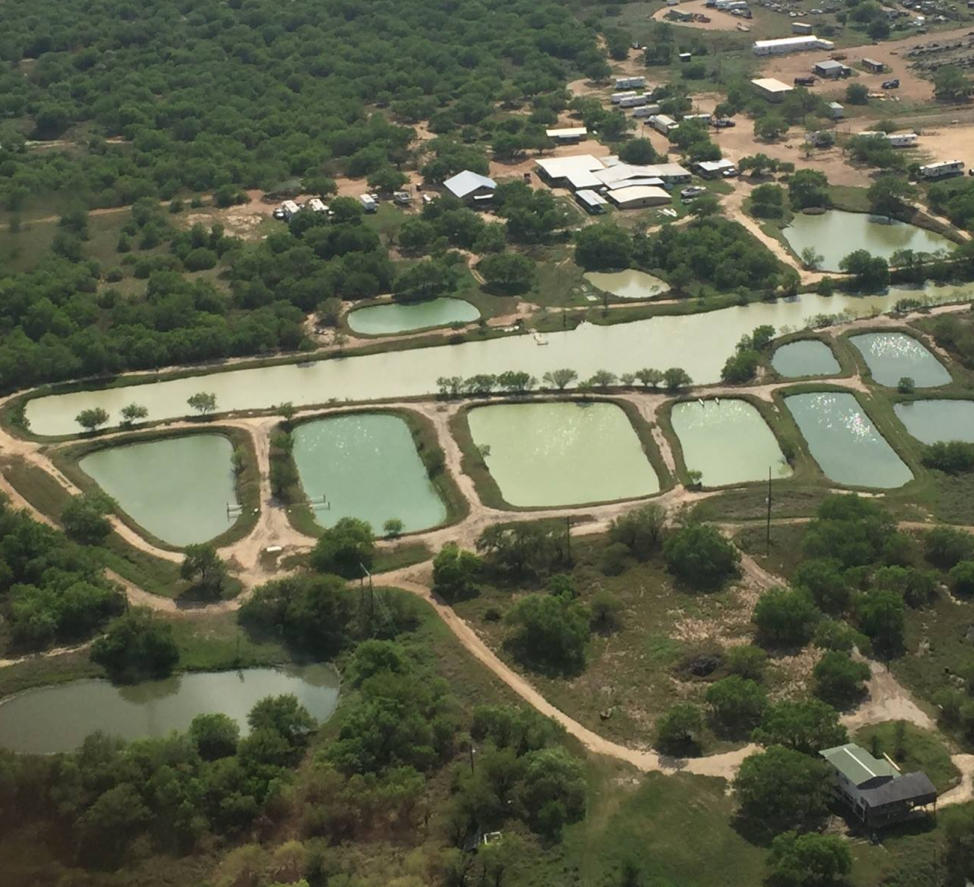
[819,743,937,828]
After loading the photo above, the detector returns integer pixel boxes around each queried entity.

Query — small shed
[827,101,845,119]
[792,21,813,34]
[862,57,885,73]
[546,127,588,143]
[814,59,848,79]
[607,185,671,209]
[694,159,737,179]
[443,170,497,204]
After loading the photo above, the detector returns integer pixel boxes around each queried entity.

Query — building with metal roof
[574,189,608,214]
[442,170,497,202]
[814,59,849,78]
[545,127,588,143]
[606,185,671,209]
[753,35,834,56]
[820,744,937,828]
[752,77,794,101]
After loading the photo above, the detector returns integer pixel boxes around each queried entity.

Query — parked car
[794,76,817,86]
[712,117,736,128]
[680,186,707,200]
[882,79,900,89]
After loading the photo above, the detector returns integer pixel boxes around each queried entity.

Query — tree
[725,644,768,681]
[478,253,535,295]
[61,492,113,545]
[845,82,869,105]
[248,694,316,744]
[635,368,664,389]
[752,699,847,754]
[812,651,870,707]
[768,831,852,887]
[924,526,974,568]
[949,560,974,596]
[187,392,217,416]
[898,376,915,395]
[734,746,831,837]
[618,138,659,165]
[77,782,151,867]
[755,114,788,142]
[505,593,589,674]
[585,370,617,389]
[867,174,916,220]
[689,194,721,218]
[788,169,830,210]
[839,249,889,291]
[706,676,767,737]
[90,608,179,682]
[180,543,228,598]
[432,543,482,603]
[753,588,820,647]
[542,368,577,390]
[367,166,407,194]
[750,183,786,219]
[856,588,904,655]
[792,558,850,615]
[189,713,240,760]
[382,518,403,538]
[310,517,375,578]
[800,246,823,270]
[516,747,587,840]
[574,223,632,271]
[721,349,760,384]
[663,367,692,391]
[120,403,148,427]
[655,702,705,755]
[76,407,109,432]
[663,523,740,590]
[609,503,666,560]
[933,65,972,102]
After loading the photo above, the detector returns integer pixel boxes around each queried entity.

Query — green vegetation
[854,721,960,794]
[90,608,180,683]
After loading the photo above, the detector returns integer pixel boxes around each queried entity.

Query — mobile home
[359,194,378,213]
[918,160,965,179]
[618,94,650,108]
[615,76,646,90]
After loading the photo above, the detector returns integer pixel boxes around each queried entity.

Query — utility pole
[361,562,374,629]
[766,466,772,556]
[564,515,573,561]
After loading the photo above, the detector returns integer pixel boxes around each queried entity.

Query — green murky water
[291,413,446,532]
[893,399,974,444]
[467,401,659,507]
[79,434,238,546]
[786,392,912,488]
[0,665,339,754]
[849,332,951,388]
[670,399,792,486]
[771,340,840,378]
[584,269,671,300]
[347,298,479,335]
[782,210,954,272]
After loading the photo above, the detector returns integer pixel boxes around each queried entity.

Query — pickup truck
[882,79,900,89]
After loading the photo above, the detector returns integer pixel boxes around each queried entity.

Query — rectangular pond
[771,339,840,378]
[291,412,446,532]
[346,297,479,335]
[25,285,974,437]
[849,332,951,388]
[785,392,913,489]
[466,401,659,507]
[79,433,238,546]
[893,399,974,445]
[670,399,792,487]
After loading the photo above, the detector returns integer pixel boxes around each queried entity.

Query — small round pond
[346,297,480,335]
[785,392,912,488]
[292,413,446,532]
[670,399,792,487]
[467,401,659,507]
[781,210,955,273]
[584,269,670,300]
[0,665,339,754]
[893,399,974,445]
[771,340,840,378]
[849,332,951,388]
[79,434,238,546]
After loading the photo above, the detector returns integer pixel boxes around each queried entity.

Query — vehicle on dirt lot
[680,186,707,200]
[882,79,900,89]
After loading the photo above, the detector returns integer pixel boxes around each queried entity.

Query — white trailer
[618,94,649,108]
[918,160,964,179]
[632,104,662,118]
[648,114,678,135]
[615,76,646,90]
[610,91,638,104]
[359,193,378,212]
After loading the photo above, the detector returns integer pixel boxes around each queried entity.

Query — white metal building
[443,170,497,202]
[607,186,672,209]
[575,190,608,214]
[752,77,794,101]
[545,127,588,143]
[752,35,834,56]
[919,160,965,179]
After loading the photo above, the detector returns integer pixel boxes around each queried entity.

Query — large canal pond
[781,210,955,272]
[467,401,659,507]
[893,399,974,445]
[786,392,913,488]
[346,297,479,335]
[0,665,340,754]
[771,340,840,378]
[26,286,973,437]
[584,269,671,300]
[78,434,238,546]
[670,399,792,486]
[849,332,951,388]
[291,413,446,532]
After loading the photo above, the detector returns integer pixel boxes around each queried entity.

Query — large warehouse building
[752,35,835,55]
